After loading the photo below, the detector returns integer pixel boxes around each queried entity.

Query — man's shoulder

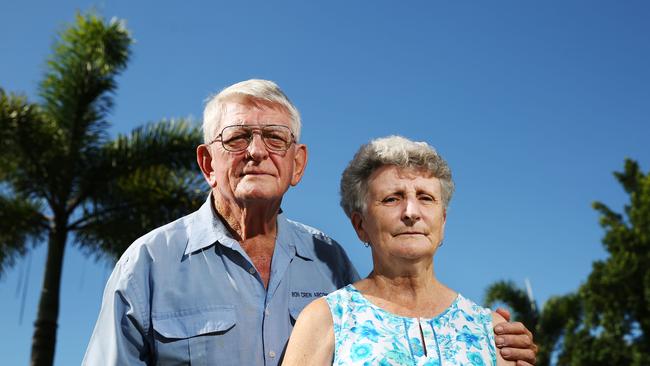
[116,211,197,271]
[282,217,361,285]
[284,218,338,246]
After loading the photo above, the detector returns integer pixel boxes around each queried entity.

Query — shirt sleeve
[82,257,152,365]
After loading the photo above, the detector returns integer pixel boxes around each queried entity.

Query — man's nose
[246,132,269,160]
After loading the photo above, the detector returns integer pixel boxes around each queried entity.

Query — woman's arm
[282,298,335,366]
[492,312,516,366]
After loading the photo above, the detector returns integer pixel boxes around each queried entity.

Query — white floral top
[325,285,497,366]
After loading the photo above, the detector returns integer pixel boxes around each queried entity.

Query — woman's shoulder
[299,297,332,322]
[455,294,493,316]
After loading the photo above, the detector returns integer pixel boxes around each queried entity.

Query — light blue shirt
[83,196,359,365]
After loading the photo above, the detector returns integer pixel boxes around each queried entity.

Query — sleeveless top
[325,285,497,366]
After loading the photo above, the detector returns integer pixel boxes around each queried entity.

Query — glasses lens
[221,126,252,151]
[219,125,293,151]
[262,125,292,150]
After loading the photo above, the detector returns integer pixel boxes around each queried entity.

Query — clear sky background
[1,1,649,365]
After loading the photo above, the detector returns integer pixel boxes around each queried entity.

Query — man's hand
[494,308,538,366]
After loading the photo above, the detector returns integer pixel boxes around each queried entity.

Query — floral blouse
[325,285,497,366]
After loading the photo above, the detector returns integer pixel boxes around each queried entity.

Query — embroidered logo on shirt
[291,291,329,298]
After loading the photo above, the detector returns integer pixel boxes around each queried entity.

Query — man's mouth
[241,170,271,176]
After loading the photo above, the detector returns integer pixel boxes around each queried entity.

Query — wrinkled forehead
[367,165,441,192]
[220,96,291,123]
[371,165,436,181]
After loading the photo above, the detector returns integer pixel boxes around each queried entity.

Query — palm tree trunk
[30,222,67,366]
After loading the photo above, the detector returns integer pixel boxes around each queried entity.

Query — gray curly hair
[340,135,455,218]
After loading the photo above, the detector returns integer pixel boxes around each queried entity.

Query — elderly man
[83,79,537,365]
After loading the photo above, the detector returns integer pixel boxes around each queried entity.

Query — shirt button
[248,267,256,274]
[269,351,276,358]
[265,308,270,316]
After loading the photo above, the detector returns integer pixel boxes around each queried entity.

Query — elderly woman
[283,136,521,365]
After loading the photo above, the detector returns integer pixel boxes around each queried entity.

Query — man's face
[199,101,307,206]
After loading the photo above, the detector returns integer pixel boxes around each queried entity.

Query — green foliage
[485,280,539,328]
[0,12,204,365]
[0,195,46,276]
[558,159,650,366]
[485,159,650,365]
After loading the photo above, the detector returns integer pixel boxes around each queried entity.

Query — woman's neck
[355,264,456,318]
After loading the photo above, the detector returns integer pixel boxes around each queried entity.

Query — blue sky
[1,1,649,365]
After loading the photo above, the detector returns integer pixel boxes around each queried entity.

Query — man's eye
[266,132,284,140]
[224,132,250,143]
[264,133,287,144]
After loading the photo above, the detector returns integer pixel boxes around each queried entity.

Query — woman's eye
[382,196,399,203]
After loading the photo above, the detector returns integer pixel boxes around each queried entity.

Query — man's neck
[213,194,281,241]
[212,193,280,288]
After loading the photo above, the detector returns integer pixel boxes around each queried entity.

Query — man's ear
[197,144,217,188]
[351,211,370,243]
[290,144,308,186]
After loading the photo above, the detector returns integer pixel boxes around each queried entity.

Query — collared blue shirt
[83,196,359,365]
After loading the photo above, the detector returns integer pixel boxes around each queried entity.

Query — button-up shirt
[83,196,359,365]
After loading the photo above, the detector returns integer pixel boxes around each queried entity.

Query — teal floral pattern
[325,285,497,366]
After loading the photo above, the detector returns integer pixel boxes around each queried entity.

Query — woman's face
[352,165,446,262]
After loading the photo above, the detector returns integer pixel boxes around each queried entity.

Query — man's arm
[494,308,538,366]
[82,262,151,365]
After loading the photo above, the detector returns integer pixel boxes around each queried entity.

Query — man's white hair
[202,79,301,144]
[340,135,455,218]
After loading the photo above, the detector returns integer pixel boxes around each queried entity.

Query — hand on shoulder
[491,312,517,366]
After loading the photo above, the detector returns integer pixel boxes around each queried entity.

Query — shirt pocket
[152,305,237,366]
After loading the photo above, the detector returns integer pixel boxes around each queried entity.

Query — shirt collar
[184,194,239,256]
[277,213,314,261]
[184,194,314,261]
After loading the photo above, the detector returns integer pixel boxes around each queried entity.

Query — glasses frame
[209,124,296,152]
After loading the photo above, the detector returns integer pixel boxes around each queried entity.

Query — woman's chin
[388,243,436,261]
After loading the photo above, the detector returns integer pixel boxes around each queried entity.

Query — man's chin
[234,188,284,203]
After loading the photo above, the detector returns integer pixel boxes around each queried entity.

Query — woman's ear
[351,211,370,243]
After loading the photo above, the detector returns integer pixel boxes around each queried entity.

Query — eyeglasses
[209,124,295,152]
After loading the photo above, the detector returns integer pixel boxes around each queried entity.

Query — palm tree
[0,13,204,366]
[484,280,581,366]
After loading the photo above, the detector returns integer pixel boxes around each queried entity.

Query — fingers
[494,321,531,337]
[495,322,537,364]
[516,361,535,366]
[495,332,534,349]
[495,307,511,322]
[498,347,537,365]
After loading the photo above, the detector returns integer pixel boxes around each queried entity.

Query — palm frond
[0,195,48,276]
[74,164,205,260]
[484,280,539,330]
[0,89,56,202]
[71,118,202,209]
[35,13,132,210]
[40,13,131,143]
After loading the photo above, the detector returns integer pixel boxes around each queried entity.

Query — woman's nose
[401,197,421,224]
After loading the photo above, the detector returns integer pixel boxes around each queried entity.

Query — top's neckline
[346,284,461,322]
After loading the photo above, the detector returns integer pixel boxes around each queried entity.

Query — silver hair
[202,79,301,144]
[340,135,455,218]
